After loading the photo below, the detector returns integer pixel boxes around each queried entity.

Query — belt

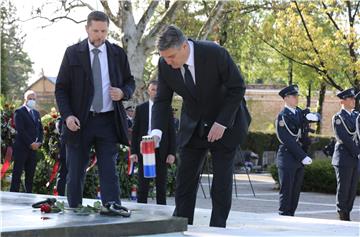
[90,111,114,116]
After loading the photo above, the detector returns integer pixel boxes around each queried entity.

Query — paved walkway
[144,173,360,222]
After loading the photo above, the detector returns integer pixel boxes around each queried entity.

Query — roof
[27,76,57,90]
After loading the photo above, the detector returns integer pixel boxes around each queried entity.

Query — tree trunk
[287,59,293,85]
[306,82,311,108]
[127,46,148,104]
[316,82,326,134]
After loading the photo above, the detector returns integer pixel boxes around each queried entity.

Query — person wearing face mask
[332,88,359,221]
[10,90,43,193]
[275,85,312,217]
[55,11,135,215]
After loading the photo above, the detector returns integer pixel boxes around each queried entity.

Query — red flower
[40,204,51,213]
[51,114,58,119]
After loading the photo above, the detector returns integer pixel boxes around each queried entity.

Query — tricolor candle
[141,135,156,178]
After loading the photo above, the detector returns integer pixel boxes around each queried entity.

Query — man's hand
[30,142,41,150]
[207,122,226,143]
[166,154,175,164]
[302,156,312,165]
[109,86,124,101]
[130,154,138,163]
[66,115,80,132]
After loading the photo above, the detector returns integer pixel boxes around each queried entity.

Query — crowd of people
[6,10,359,227]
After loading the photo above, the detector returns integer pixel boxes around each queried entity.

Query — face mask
[26,99,36,109]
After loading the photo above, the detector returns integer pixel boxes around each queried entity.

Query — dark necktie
[30,110,36,122]
[183,64,196,98]
[92,48,103,112]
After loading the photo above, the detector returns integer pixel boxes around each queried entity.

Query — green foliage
[269,159,360,194]
[243,131,332,160]
[0,0,33,99]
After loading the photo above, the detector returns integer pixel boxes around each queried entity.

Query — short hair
[147,80,158,88]
[24,90,36,100]
[87,11,109,26]
[156,25,187,51]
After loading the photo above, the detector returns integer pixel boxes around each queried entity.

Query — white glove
[306,113,320,122]
[302,156,312,165]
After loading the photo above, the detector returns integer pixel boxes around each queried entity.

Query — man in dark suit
[55,11,135,213]
[150,25,251,227]
[130,80,176,205]
[10,90,43,193]
[275,85,312,217]
[332,88,359,221]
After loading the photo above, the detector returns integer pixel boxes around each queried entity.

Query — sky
[12,0,109,85]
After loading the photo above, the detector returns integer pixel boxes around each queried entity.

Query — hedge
[269,159,360,194]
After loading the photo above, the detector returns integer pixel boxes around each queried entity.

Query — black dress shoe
[338,211,350,221]
[100,202,131,217]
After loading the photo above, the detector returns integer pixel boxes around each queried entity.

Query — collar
[341,108,353,116]
[149,99,154,106]
[185,40,194,67]
[285,105,296,115]
[24,105,31,112]
[88,39,106,53]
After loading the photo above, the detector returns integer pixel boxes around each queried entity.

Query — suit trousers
[278,166,304,216]
[56,142,67,196]
[173,131,236,228]
[137,150,168,205]
[66,112,121,207]
[10,147,37,193]
[334,165,359,213]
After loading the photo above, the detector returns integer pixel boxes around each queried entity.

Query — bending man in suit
[151,25,251,227]
[55,11,135,211]
[10,90,43,193]
[130,80,176,205]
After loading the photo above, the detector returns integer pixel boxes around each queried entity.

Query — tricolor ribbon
[46,160,60,188]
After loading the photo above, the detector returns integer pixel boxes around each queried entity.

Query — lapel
[190,39,207,101]
[105,41,122,87]
[77,39,92,84]
[341,109,356,131]
[284,107,300,127]
[144,101,149,132]
[22,106,36,125]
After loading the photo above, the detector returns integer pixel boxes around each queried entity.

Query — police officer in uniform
[275,85,313,216]
[332,88,360,221]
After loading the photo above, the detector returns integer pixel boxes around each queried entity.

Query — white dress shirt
[148,100,154,135]
[88,40,114,112]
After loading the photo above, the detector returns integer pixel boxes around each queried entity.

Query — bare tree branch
[141,0,186,51]
[248,25,343,90]
[136,0,159,40]
[197,1,226,40]
[100,0,119,27]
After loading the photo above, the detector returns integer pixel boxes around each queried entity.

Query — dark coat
[55,39,135,145]
[13,106,43,150]
[152,40,251,149]
[275,107,307,169]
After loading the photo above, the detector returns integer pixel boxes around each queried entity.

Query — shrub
[269,159,360,194]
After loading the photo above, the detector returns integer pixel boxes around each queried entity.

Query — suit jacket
[55,39,135,145]
[152,40,251,149]
[13,106,43,150]
[131,101,176,160]
[275,107,307,169]
[332,109,359,167]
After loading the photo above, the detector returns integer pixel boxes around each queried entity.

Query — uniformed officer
[275,85,313,216]
[332,88,360,221]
